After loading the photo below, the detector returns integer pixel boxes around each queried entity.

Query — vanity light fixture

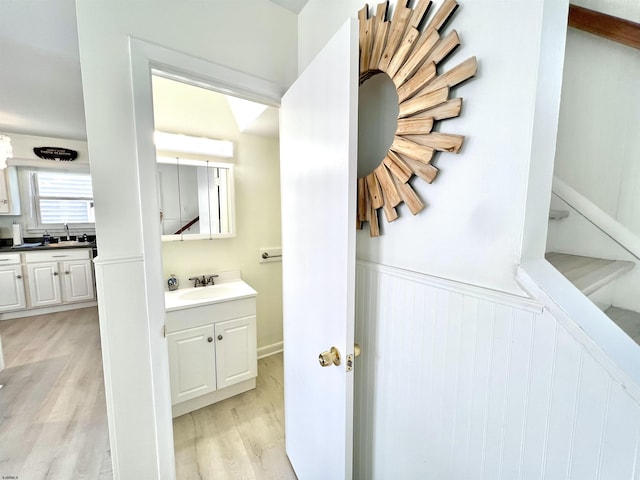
[154,131,233,158]
[0,134,13,169]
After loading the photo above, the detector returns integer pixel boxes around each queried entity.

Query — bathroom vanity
[164,274,257,417]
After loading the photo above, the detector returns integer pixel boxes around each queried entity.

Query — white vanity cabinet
[0,253,26,313]
[24,249,95,308]
[165,293,257,417]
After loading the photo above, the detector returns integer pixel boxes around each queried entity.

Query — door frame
[127,38,284,475]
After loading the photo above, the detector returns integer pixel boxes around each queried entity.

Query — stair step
[549,209,569,220]
[605,306,640,346]
[545,252,635,296]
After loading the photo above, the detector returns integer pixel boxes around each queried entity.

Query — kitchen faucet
[64,223,70,240]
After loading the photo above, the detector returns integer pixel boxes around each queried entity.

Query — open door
[280,19,358,480]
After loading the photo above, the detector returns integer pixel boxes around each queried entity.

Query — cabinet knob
[16,274,22,279]
[218,335,223,341]
[207,337,213,343]
[53,272,59,276]
[65,271,70,275]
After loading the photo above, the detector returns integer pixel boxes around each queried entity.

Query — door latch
[346,343,361,372]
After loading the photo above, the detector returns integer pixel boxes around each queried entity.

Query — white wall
[554,0,640,237]
[300,0,560,295]
[355,262,640,479]
[298,0,640,477]
[75,1,296,477]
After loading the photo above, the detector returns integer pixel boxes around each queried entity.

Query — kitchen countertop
[0,241,96,253]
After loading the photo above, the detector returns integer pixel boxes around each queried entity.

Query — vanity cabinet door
[61,260,95,303]
[0,264,26,312]
[167,324,217,404]
[26,262,62,307]
[214,315,257,389]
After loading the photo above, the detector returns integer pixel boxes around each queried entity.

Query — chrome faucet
[188,275,207,287]
[188,274,219,287]
[64,223,70,241]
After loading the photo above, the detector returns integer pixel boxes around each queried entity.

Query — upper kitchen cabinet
[0,167,21,215]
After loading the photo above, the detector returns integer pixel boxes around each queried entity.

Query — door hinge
[162,324,167,338]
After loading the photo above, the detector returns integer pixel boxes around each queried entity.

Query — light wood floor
[1,309,296,479]
[0,307,112,479]
[173,352,297,480]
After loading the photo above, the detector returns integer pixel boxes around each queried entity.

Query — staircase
[547,207,640,345]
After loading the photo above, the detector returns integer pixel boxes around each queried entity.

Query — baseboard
[0,301,98,321]
[258,341,283,359]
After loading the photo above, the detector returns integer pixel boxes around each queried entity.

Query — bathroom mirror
[157,157,235,241]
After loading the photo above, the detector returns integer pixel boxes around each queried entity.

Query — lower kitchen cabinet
[0,253,26,313]
[0,248,96,315]
[25,249,95,308]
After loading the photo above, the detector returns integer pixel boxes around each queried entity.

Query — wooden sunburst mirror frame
[357,0,477,236]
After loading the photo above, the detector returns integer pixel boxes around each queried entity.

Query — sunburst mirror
[357,0,477,236]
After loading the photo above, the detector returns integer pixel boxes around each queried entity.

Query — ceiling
[0,0,307,142]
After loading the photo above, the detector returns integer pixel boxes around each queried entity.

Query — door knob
[319,346,341,367]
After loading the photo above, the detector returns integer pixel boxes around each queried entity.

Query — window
[32,171,95,224]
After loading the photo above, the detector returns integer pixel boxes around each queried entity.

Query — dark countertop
[0,235,97,254]
[0,241,96,253]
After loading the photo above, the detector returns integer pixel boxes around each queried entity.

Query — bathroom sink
[164,278,257,311]
[179,284,239,301]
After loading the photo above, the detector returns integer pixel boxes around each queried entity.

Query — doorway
[150,69,290,477]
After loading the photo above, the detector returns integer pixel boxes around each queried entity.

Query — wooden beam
[568,4,640,50]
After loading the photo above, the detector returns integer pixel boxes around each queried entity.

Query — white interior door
[280,19,358,480]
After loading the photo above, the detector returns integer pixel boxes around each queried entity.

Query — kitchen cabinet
[24,249,95,308]
[0,253,26,313]
[0,167,21,215]
[165,292,257,416]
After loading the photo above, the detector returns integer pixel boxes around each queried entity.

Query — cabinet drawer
[24,248,91,263]
[0,253,21,265]
[165,297,256,333]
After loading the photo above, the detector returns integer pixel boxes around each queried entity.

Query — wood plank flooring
[173,352,297,480]
[1,308,295,479]
[0,307,112,479]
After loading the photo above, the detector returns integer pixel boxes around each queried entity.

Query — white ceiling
[0,0,307,142]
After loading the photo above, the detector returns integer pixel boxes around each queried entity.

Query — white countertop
[164,279,257,312]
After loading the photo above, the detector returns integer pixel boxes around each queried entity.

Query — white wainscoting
[354,261,640,479]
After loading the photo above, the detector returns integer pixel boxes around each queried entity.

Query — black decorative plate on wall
[33,147,78,161]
